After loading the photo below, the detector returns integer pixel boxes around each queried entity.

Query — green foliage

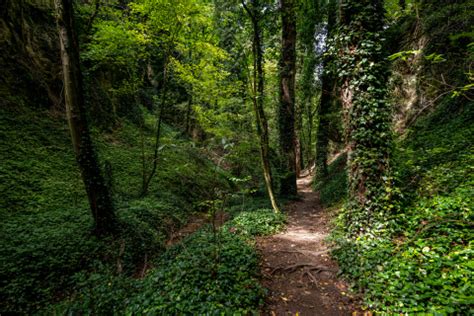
[3,0,472,314]
[84,20,148,69]
[225,140,266,192]
[50,269,140,315]
[0,106,229,313]
[332,99,474,313]
[127,229,264,315]
[333,195,473,314]
[52,207,285,314]
[314,153,348,207]
[224,209,286,237]
[394,98,473,201]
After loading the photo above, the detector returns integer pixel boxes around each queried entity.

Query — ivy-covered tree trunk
[243,0,280,213]
[278,0,298,196]
[338,0,393,235]
[314,0,337,181]
[54,0,116,235]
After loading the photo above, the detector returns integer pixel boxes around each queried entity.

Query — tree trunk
[141,24,182,196]
[338,0,392,235]
[243,0,280,213]
[297,0,321,171]
[54,0,116,235]
[315,83,331,179]
[278,0,297,196]
[295,73,303,176]
[185,94,192,135]
[141,56,168,197]
[295,136,302,176]
[315,0,337,181]
[300,57,317,168]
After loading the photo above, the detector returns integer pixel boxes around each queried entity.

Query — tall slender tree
[298,0,321,169]
[242,0,280,212]
[55,0,116,235]
[141,36,175,197]
[314,0,337,180]
[278,0,298,196]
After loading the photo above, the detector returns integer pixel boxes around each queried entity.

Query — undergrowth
[313,153,348,207]
[0,103,285,313]
[0,105,229,313]
[330,99,474,314]
[51,208,286,314]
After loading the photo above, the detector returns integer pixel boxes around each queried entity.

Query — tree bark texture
[278,0,297,196]
[55,0,116,235]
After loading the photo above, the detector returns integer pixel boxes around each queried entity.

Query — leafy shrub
[314,153,348,207]
[333,195,473,314]
[49,266,140,315]
[127,228,265,315]
[227,195,276,214]
[225,209,286,237]
[127,208,285,314]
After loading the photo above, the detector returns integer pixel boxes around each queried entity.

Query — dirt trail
[258,171,360,315]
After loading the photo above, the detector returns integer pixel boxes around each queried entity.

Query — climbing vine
[328,0,395,236]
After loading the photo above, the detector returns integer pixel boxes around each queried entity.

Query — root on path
[270,263,336,275]
[258,171,360,315]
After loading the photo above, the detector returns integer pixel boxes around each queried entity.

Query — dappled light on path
[258,171,360,315]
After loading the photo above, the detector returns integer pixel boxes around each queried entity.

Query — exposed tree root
[302,269,319,285]
[275,249,330,257]
[270,263,336,275]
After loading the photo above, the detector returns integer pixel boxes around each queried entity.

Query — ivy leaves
[328,0,394,235]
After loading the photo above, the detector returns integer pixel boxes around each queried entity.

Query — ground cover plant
[49,204,286,314]
[1,0,473,314]
[331,99,474,314]
[0,105,229,313]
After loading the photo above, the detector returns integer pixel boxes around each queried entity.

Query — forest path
[258,171,360,315]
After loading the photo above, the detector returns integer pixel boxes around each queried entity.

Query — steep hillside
[0,104,231,312]
[325,1,474,313]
